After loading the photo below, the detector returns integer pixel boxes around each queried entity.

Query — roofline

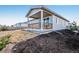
[41,7,69,22]
[26,6,69,22]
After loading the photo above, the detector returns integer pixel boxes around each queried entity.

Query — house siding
[53,15,69,31]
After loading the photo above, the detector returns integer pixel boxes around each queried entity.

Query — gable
[26,8,41,17]
[26,7,69,22]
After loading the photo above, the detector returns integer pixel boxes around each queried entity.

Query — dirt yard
[12,29,79,53]
[0,30,38,53]
[0,30,38,43]
[1,29,79,53]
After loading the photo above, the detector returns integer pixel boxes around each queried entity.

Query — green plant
[0,25,11,31]
[0,25,8,31]
[0,24,15,31]
[0,35,11,50]
[69,21,78,31]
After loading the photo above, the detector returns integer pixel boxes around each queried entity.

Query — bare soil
[0,30,38,43]
[12,29,79,53]
[0,30,38,53]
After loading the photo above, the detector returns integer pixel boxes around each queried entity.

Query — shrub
[0,25,9,31]
[0,24,12,31]
[68,21,78,31]
[0,35,11,50]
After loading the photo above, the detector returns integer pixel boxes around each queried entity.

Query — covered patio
[26,8,53,32]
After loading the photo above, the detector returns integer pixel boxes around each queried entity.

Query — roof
[26,6,69,22]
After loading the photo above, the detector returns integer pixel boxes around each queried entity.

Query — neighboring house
[25,6,69,33]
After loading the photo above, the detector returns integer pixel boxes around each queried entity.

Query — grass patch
[0,35,11,50]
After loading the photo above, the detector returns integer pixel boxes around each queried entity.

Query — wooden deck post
[41,10,43,31]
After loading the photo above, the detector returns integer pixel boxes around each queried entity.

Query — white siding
[53,15,69,30]
[53,15,59,30]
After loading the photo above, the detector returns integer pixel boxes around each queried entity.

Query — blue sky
[0,5,79,25]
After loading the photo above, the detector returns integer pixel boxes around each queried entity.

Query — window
[43,17,49,25]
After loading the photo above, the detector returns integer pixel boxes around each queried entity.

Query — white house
[25,6,69,33]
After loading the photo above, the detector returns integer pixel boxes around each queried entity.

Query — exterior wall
[53,15,69,31]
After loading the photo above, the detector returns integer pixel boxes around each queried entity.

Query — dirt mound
[0,30,38,53]
[12,29,79,53]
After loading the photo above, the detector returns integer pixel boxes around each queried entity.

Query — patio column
[52,15,53,29]
[27,17,29,30]
[41,10,43,31]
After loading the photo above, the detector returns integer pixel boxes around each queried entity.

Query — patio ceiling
[29,11,52,19]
